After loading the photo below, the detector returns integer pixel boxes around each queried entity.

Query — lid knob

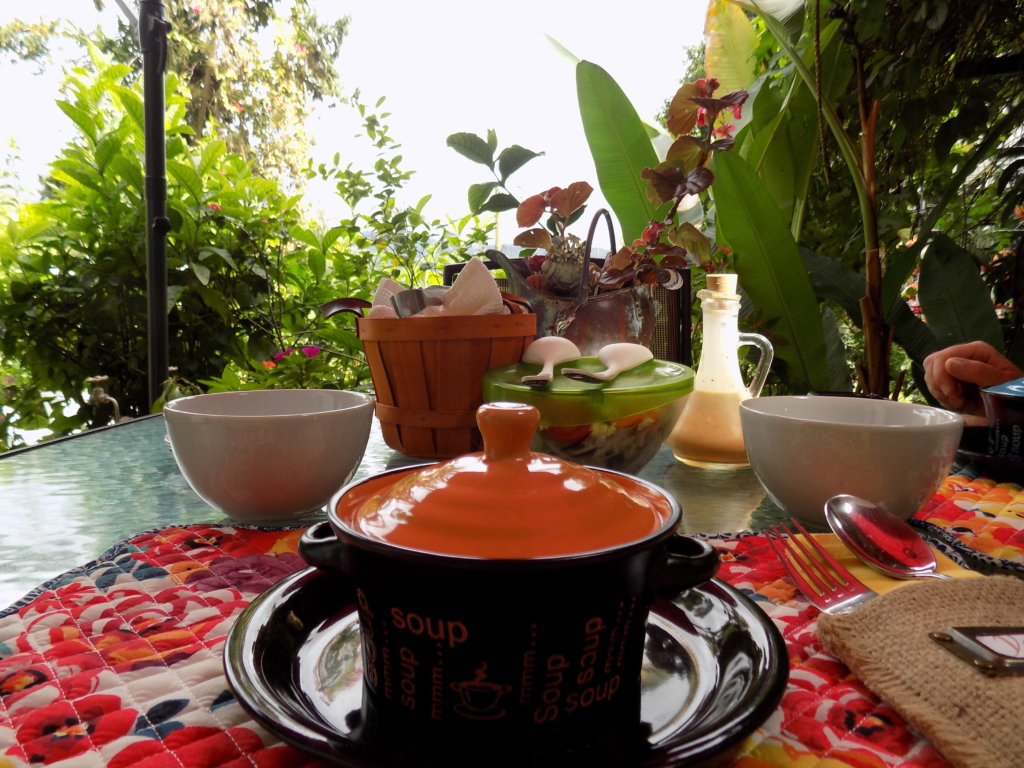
[478,402,539,462]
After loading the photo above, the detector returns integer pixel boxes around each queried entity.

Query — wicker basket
[358,313,537,458]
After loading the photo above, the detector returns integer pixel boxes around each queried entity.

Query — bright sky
[1,1,708,235]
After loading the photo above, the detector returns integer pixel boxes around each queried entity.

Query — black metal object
[139,1,172,406]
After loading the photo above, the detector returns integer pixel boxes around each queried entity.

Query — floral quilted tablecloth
[912,466,1024,575]
[0,466,1019,767]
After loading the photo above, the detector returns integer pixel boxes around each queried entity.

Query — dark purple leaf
[719,90,749,107]
[689,96,733,114]
[682,166,715,195]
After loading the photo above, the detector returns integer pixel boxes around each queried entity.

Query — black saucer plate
[224,568,788,767]
[956,426,1024,483]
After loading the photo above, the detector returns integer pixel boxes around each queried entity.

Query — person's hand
[923,341,1023,425]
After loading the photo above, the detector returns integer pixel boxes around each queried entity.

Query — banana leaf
[712,151,831,392]
[918,232,1004,351]
[802,246,940,366]
[705,0,760,93]
[736,18,846,237]
[576,61,664,244]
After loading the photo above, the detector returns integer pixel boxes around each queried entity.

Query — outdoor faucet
[86,375,127,424]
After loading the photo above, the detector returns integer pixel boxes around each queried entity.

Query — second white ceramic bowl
[164,389,374,522]
[740,395,963,525]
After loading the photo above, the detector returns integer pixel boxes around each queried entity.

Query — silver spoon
[520,337,582,387]
[825,494,951,580]
[560,343,653,383]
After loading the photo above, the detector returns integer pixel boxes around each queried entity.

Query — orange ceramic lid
[338,402,675,559]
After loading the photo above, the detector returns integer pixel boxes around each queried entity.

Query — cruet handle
[739,333,774,398]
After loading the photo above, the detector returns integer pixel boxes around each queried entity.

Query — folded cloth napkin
[367,277,406,318]
[365,258,507,318]
[418,257,506,317]
[811,533,982,594]
[818,575,1024,768]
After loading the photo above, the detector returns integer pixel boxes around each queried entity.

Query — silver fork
[767,519,877,615]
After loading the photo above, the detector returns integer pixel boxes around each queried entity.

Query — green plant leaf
[446,133,494,168]
[802,246,940,366]
[576,60,663,244]
[321,225,347,252]
[889,301,940,366]
[497,145,542,182]
[50,158,101,190]
[167,159,204,205]
[739,19,845,236]
[479,193,519,213]
[713,151,831,392]
[820,305,852,391]
[801,246,862,318]
[918,232,1004,351]
[93,132,122,174]
[112,86,144,133]
[705,0,760,92]
[200,246,239,271]
[198,140,227,176]
[191,260,211,285]
[468,182,498,214]
[289,225,321,251]
[56,100,99,144]
[308,249,326,283]
[880,241,921,313]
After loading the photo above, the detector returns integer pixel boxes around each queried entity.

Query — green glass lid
[483,358,694,426]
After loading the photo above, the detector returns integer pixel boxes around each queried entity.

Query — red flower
[261,360,276,369]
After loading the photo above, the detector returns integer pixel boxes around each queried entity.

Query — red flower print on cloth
[8,694,137,764]
[0,524,971,767]
[107,724,305,768]
[184,553,305,594]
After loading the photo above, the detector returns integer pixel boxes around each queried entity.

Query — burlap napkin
[818,576,1024,768]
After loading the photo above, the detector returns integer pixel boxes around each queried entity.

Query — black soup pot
[298,403,719,763]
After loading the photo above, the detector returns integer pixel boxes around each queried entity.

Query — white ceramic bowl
[740,395,963,525]
[164,389,374,522]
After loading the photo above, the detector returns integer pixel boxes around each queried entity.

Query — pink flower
[206,202,221,211]
[272,348,294,362]
[300,346,321,358]
[713,122,736,139]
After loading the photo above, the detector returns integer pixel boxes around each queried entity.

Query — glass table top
[0,415,770,609]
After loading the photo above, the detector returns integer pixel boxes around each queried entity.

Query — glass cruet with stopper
[667,274,773,469]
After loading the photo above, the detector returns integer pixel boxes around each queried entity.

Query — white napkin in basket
[366,258,507,318]
[418,258,506,317]
[366,277,405,318]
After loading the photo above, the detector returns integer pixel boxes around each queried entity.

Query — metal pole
[139,0,171,407]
